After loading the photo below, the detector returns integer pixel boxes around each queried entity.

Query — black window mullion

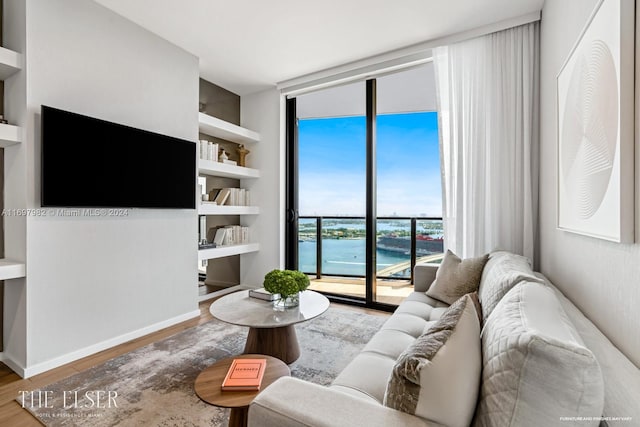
[285,97,298,270]
[365,79,377,305]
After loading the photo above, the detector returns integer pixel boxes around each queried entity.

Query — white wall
[240,89,285,285]
[540,0,640,367]
[4,0,200,374]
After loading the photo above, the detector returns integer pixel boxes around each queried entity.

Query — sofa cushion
[426,250,489,304]
[331,352,397,403]
[384,293,482,427]
[478,251,543,323]
[474,281,604,427]
[330,290,448,404]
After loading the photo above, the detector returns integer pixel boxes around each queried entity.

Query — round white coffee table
[210,290,330,363]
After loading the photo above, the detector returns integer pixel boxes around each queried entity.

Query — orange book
[221,358,267,391]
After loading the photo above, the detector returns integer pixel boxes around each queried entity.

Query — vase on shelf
[219,149,229,162]
[273,292,299,310]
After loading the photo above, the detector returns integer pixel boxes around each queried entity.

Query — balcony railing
[298,216,444,283]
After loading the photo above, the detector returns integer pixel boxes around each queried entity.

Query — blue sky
[299,112,442,217]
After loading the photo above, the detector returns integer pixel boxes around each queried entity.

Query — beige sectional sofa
[248,252,640,427]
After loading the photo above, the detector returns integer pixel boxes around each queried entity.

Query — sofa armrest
[249,377,433,427]
[413,263,439,292]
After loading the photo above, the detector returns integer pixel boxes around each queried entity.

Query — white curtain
[433,22,540,261]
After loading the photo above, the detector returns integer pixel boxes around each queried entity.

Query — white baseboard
[2,353,26,378]
[8,309,200,379]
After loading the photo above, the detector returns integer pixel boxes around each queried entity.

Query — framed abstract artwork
[556,0,635,242]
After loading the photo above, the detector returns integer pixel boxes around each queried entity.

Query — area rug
[20,306,388,426]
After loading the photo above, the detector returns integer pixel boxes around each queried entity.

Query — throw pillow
[384,293,482,427]
[477,251,544,323]
[426,250,489,305]
[474,281,604,426]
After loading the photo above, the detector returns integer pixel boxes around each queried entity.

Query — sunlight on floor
[309,276,414,305]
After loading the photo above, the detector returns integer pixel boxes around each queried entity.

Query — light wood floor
[0,298,388,426]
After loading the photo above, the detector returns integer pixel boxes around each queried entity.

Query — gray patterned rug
[20,306,388,426]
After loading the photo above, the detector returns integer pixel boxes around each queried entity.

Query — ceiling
[95,0,544,96]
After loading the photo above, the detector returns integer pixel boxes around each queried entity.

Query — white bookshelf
[1,46,26,287]
[198,159,259,179]
[197,112,262,301]
[198,243,260,261]
[198,112,260,145]
[0,259,26,281]
[0,46,21,80]
[198,204,259,215]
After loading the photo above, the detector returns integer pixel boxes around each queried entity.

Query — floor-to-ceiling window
[286,63,442,308]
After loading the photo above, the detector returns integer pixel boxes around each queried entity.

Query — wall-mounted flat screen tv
[41,105,196,209]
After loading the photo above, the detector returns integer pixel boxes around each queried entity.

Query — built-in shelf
[0,47,21,80]
[198,243,260,261]
[198,159,260,179]
[0,123,21,148]
[198,204,259,215]
[198,112,260,145]
[0,259,26,281]
[196,109,262,299]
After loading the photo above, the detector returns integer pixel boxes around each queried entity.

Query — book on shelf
[207,225,249,247]
[221,358,267,391]
[213,228,227,246]
[208,188,221,201]
[198,216,207,243]
[199,141,219,162]
[222,225,249,245]
[249,288,279,301]
[206,188,252,207]
[213,188,231,205]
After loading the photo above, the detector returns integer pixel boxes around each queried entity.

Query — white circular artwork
[560,39,618,219]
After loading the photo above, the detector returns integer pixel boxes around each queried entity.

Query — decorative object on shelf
[219,148,229,162]
[236,144,250,167]
[0,115,8,125]
[263,269,310,309]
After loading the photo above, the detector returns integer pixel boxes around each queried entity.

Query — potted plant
[263,269,310,308]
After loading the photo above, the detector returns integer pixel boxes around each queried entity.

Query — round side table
[194,354,290,427]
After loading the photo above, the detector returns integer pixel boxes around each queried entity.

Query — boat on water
[377,234,443,256]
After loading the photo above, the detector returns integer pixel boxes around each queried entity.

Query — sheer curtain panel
[433,22,540,261]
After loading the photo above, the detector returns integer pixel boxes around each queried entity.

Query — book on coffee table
[221,358,267,391]
[248,288,279,301]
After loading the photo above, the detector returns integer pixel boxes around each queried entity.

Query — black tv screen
[41,106,196,209]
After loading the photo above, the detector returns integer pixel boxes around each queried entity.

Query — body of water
[299,238,411,277]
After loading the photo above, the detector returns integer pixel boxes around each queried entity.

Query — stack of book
[211,225,250,246]
[208,188,251,206]
[221,358,267,391]
[199,140,219,162]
